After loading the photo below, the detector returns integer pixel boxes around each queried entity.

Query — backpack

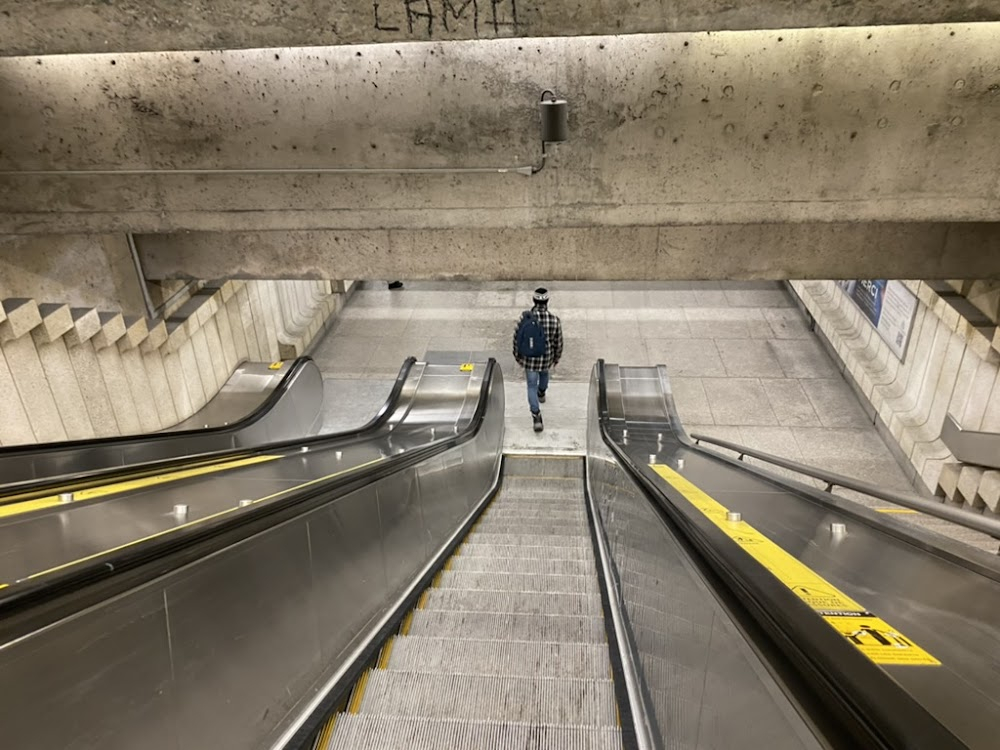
[515,310,547,358]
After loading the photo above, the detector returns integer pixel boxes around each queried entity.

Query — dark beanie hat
[533,287,550,304]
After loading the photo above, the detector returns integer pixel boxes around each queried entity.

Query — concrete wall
[2,25,1000,250]
[791,279,1000,513]
[0,234,149,313]
[0,280,344,446]
[132,223,1000,281]
[2,0,997,55]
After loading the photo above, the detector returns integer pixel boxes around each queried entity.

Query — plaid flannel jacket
[513,304,564,372]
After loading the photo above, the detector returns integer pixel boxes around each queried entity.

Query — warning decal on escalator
[649,463,941,667]
[824,615,940,666]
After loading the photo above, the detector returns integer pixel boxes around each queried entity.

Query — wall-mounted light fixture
[532,89,569,174]
[0,90,568,179]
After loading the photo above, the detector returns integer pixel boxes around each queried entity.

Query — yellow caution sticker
[459,363,474,372]
[824,615,940,666]
[268,361,283,370]
[650,464,940,667]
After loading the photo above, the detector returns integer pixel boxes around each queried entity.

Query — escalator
[0,358,997,749]
[0,357,324,489]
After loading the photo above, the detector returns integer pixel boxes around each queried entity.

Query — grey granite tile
[639,319,692,339]
[702,378,779,426]
[764,308,813,339]
[801,379,873,429]
[760,379,821,427]
[647,339,726,377]
[671,377,714,425]
[722,287,794,308]
[790,427,893,463]
[716,339,786,378]
[770,338,836,379]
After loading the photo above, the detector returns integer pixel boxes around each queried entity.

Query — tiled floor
[310,280,994,551]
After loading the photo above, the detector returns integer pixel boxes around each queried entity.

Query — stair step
[502,477,585,499]
[355,671,618,726]
[448,556,594,576]
[386,636,610,680]
[407,611,607,644]
[422,589,604,617]
[437,571,599,595]
[457,543,594,561]
[324,715,622,750]
[466,532,592,547]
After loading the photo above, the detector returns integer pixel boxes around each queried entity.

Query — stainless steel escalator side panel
[0,365,504,750]
[586,368,825,750]
[0,358,325,486]
[164,358,324,442]
[609,363,1000,750]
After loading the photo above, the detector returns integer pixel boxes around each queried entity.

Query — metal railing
[690,433,1000,541]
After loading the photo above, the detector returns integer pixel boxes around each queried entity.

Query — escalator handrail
[0,357,417,506]
[689,432,1000,540]
[0,359,498,641]
[594,359,966,750]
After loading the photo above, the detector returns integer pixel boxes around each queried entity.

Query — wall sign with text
[836,280,918,361]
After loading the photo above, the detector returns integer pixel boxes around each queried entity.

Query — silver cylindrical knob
[239,499,253,508]
[59,492,74,503]
[300,446,309,453]
[335,450,343,460]
[831,522,848,536]
[677,459,685,470]
[648,454,658,464]
[173,504,189,517]
[726,511,742,523]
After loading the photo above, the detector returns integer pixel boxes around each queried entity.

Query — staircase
[318,455,623,749]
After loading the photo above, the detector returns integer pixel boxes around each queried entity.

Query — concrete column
[143,350,180,427]
[95,346,142,435]
[120,348,162,432]
[176,339,209,413]
[213,301,241,374]
[3,335,68,442]
[0,346,35,445]
[161,348,196,422]
[35,339,95,440]
[66,341,121,437]
[235,284,263,361]
[224,294,250,364]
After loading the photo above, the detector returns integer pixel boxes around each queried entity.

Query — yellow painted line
[650,464,940,667]
[315,714,337,749]
[416,590,430,609]
[377,636,395,669]
[0,455,281,521]
[19,456,384,583]
[400,610,415,636]
[876,508,918,514]
[347,670,371,714]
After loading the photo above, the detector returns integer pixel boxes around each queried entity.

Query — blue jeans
[526,370,549,414]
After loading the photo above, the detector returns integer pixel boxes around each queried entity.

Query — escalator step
[473,520,589,536]
[355,670,618,726]
[324,715,623,750]
[466,532,592,547]
[385,636,611,679]
[421,588,604,617]
[448,556,594,576]
[457,543,594,561]
[436,570,600,595]
[406,610,607,644]
[482,509,588,523]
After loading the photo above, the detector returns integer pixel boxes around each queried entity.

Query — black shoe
[388,281,404,290]
[537,389,546,403]
[532,412,543,432]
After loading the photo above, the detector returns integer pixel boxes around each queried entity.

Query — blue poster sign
[836,280,917,361]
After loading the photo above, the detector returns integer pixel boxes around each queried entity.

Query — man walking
[513,287,564,432]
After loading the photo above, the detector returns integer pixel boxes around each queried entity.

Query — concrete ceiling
[2,0,999,56]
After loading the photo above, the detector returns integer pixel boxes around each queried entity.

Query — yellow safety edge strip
[0,455,281,521]
[17,456,384,583]
[650,464,941,667]
[314,714,337,750]
[347,670,371,714]
[876,508,918,514]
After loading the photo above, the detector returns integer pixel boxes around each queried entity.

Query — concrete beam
[135,223,1000,281]
[1,26,1000,239]
[2,0,999,56]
